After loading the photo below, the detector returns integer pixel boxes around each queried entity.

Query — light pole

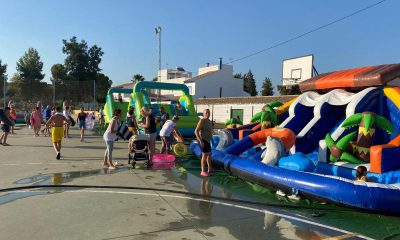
[155,26,162,102]
[93,79,96,110]
[51,77,55,106]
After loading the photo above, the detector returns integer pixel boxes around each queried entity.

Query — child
[0,107,13,146]
[355,166,369,182]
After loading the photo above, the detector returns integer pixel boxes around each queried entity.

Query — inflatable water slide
[103,81,199,137]
[103,88,132,124]
[191,63,400,214]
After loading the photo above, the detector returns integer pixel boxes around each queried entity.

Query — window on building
[231,109,243,122]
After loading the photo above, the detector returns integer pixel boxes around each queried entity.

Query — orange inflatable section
[239,123,261,140]
[248,127,296,150]
[370,134,400,174]
[314,66,375,90]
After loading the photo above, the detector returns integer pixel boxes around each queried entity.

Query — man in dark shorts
[144,107,157,164]
[195,109,213,177]
[0,107,13,146]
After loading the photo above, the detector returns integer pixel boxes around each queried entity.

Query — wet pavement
[0,126,396,239]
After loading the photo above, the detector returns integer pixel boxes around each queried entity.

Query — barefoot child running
[46,106,69,160]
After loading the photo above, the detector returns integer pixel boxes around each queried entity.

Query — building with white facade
[159,63,249,99]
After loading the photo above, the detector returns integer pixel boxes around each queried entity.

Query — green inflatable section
[103,82,199,137]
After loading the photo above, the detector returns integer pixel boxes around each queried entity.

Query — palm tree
[325,112,394,163]
[131,74,145,84]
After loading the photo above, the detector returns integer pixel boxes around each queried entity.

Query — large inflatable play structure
[191,63,400,214]
[103,81,199,137]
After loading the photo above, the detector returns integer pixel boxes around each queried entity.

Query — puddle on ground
[14,167,130,186]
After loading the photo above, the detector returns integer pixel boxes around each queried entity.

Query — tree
[152,77,158,82]
[132,74,145,83]
[95,73,112,103]
[8,73,23,99]
[0,59,7,100]
[51,63,69,100]
[233,73,243,79]
[277,85,302,95]
[15,48,46,101]
[62,36,104,102]
[243,69,257,96]
[261,77,274,96]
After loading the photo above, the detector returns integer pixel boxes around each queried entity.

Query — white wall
[191,65,248,99]
[195,103,266,124]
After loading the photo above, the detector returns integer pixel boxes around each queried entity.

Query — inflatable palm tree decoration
[325,112,394,164]
[225,118,243,127]
[251,101,283,128]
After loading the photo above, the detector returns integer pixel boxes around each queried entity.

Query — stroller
[128,134,151,168]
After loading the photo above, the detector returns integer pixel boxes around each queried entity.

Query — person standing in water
[195,109,214,177]
[103,109,121,169]
[144,107,157,164]
[45,106,69,160]
[77,107,87,142]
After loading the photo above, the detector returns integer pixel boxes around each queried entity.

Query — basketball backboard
[282,55,313,86]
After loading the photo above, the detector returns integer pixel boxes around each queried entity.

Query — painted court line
[8,189,373,240]
[1,162,88,166]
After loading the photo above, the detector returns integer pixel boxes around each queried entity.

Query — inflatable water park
[103,81,199,137]
[191,63,400,214]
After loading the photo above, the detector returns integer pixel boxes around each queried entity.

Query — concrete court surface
[0,126,370,240]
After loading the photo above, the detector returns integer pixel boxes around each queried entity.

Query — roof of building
[194,95,298,105]
[113,82,133,89]
[300,63,400,92]
[183,70,219,83]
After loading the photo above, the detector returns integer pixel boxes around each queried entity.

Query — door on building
[231,109,243,122]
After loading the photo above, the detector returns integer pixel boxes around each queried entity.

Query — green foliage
[152,77,158,82]
[61,36,104,102]
[51,63,69,100]
[277,85,301,95]
[95,73,113,103]
[243,69,257,96]
[233,73,243,79]
[14,48,46,101]
[132,74,145,83]
[261,77,274,96]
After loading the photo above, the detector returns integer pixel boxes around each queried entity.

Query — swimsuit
[52,127,64,143]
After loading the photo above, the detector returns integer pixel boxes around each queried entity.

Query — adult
[103,109,121,169]
[159,106,169,128]
[9,106,17,134]
[63,106,72,138]
[126,107,139,135]
[0,107,12,146]
[41,105,52,136]
[159,116,182,154]
[143,107,157,163]
[44,105,52,121]
[31,106,42,137]
[77,107,87,142]
[195,109,213,177]
[45,106,69,160]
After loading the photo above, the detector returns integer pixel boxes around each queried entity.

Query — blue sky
[0,0,399,94]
